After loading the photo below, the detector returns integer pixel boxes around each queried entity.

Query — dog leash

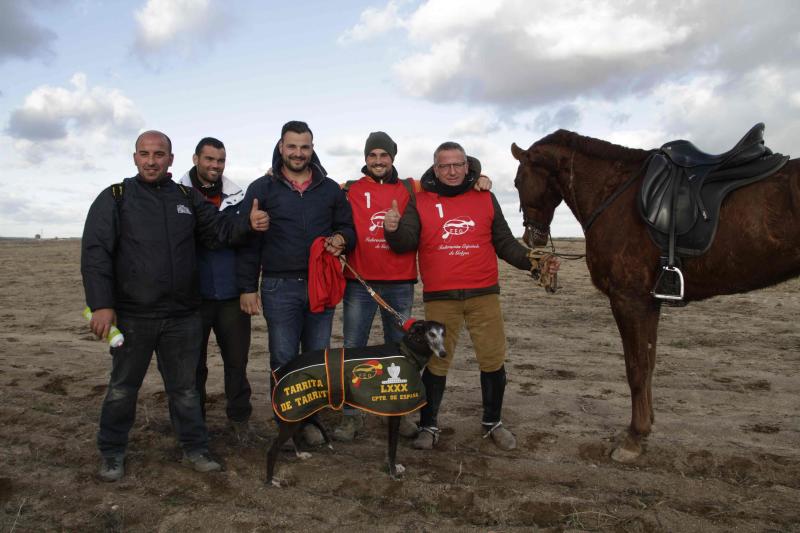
[339,256,410,327]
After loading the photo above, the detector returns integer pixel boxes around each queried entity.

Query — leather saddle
[639,123,789,301]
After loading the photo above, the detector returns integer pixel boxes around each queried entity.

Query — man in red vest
[384,141,559,451]
[335,133,493,442]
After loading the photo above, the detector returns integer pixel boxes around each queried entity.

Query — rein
[582,152,655,233]
[339,256,409,326]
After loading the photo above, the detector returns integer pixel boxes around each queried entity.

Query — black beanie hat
[364,131,397,160]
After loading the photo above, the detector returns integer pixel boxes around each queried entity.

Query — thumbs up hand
[383,199,400,233]
[249,198,270,232]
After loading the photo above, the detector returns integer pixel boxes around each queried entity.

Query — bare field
[1,238,798,532]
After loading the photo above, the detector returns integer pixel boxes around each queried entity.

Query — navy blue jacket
[236,158,355,293]
[179,170,244,300]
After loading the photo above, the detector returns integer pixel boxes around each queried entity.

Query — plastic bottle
[82,307,125,348]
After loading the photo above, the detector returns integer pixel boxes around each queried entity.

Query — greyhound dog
[266,320,446,486]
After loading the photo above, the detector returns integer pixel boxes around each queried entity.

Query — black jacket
[236,151,355,291]
[385,157,532,301]
[81,175,252,318]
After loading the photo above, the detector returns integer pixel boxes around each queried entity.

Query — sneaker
[412,426,440,450]
[332,413,364,442]
[98,455,125,482]
[182,451,222,473]
[398,415,419,438]
[483,422,517,451]
[301,423,326,447]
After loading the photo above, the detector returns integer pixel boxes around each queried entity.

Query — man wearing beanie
[333,132,491,442]
[384,141,560,452]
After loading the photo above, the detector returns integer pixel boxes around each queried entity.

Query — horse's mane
[533,129,650,162]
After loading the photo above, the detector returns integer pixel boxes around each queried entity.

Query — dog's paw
[295,451,313,460]
[389,462,406,479]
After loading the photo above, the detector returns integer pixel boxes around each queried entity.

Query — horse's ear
[511,143,525,161]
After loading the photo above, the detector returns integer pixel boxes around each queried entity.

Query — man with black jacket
[384,141,559,451]
[237,121,355,447]
[81,130,268,482]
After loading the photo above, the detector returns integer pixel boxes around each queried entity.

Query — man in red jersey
[384,141,559,451]
[334,133,493,441]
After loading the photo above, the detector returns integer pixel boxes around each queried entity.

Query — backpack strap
[110,182,124,203]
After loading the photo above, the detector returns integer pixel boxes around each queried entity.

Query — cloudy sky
[1,0,798,238]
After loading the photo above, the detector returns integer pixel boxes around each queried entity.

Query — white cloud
[133,0,229,57]
[5,73,144,164]
[366,0,800,116]
[338,0,403,44]
[449,111,500,137]
[0,1,57,63]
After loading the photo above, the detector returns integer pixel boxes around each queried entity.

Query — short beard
[283,157,309,173]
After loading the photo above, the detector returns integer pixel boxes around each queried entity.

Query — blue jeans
[342,281,414,415]
[343,281,414,348]
[97,313,209,457]
[261,277,334,371]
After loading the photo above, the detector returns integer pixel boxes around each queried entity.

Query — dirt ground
[0,238,798,532]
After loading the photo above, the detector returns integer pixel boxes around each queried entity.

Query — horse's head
[512,142,563,248]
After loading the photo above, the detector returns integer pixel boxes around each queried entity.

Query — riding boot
[419,369,446,428]
[480,366,506,425]
[480,366,516,450]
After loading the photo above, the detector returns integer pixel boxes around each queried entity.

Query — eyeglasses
[435,161,467,172]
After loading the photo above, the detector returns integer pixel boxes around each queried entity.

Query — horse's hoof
[610,446,640,463]
[295,451,312,460]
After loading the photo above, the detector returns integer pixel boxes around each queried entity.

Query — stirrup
[652,265,684,302]
[418,426,440,443]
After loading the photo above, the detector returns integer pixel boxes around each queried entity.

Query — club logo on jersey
[369,210,388,232]
[441,217,475,240]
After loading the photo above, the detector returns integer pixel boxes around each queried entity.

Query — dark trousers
[97,313,209,457]
[198,298,252,422]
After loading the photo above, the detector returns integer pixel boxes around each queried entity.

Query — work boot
[229,419,264,445]
[482,421,517,451]
[301,423,326,447]
[412,426,440,450]
[398,415,418,438]
[332,413,364,442]
[98,454,125,482]
[182,451,222,473]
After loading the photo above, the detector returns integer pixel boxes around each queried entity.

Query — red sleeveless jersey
[346,178,418,281]
[415,189,497,292]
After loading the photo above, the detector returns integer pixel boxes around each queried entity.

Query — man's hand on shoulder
[90,308,116,340]
[475,174,492,191]
[383,199,400,232]
[250,198,270,232]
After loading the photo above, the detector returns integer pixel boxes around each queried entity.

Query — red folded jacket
[308,237,346,312]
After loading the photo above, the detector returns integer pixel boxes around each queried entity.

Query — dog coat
[272,343,427,422]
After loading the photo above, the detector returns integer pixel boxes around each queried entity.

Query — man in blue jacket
[82,131,269,482]
[178,137,255,442]
[237,121,355,446]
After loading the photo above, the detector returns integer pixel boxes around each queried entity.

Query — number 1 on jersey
[365,192,371,208]
[435,203,443,218]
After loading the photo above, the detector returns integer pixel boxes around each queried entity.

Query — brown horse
[512,130,800,462]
